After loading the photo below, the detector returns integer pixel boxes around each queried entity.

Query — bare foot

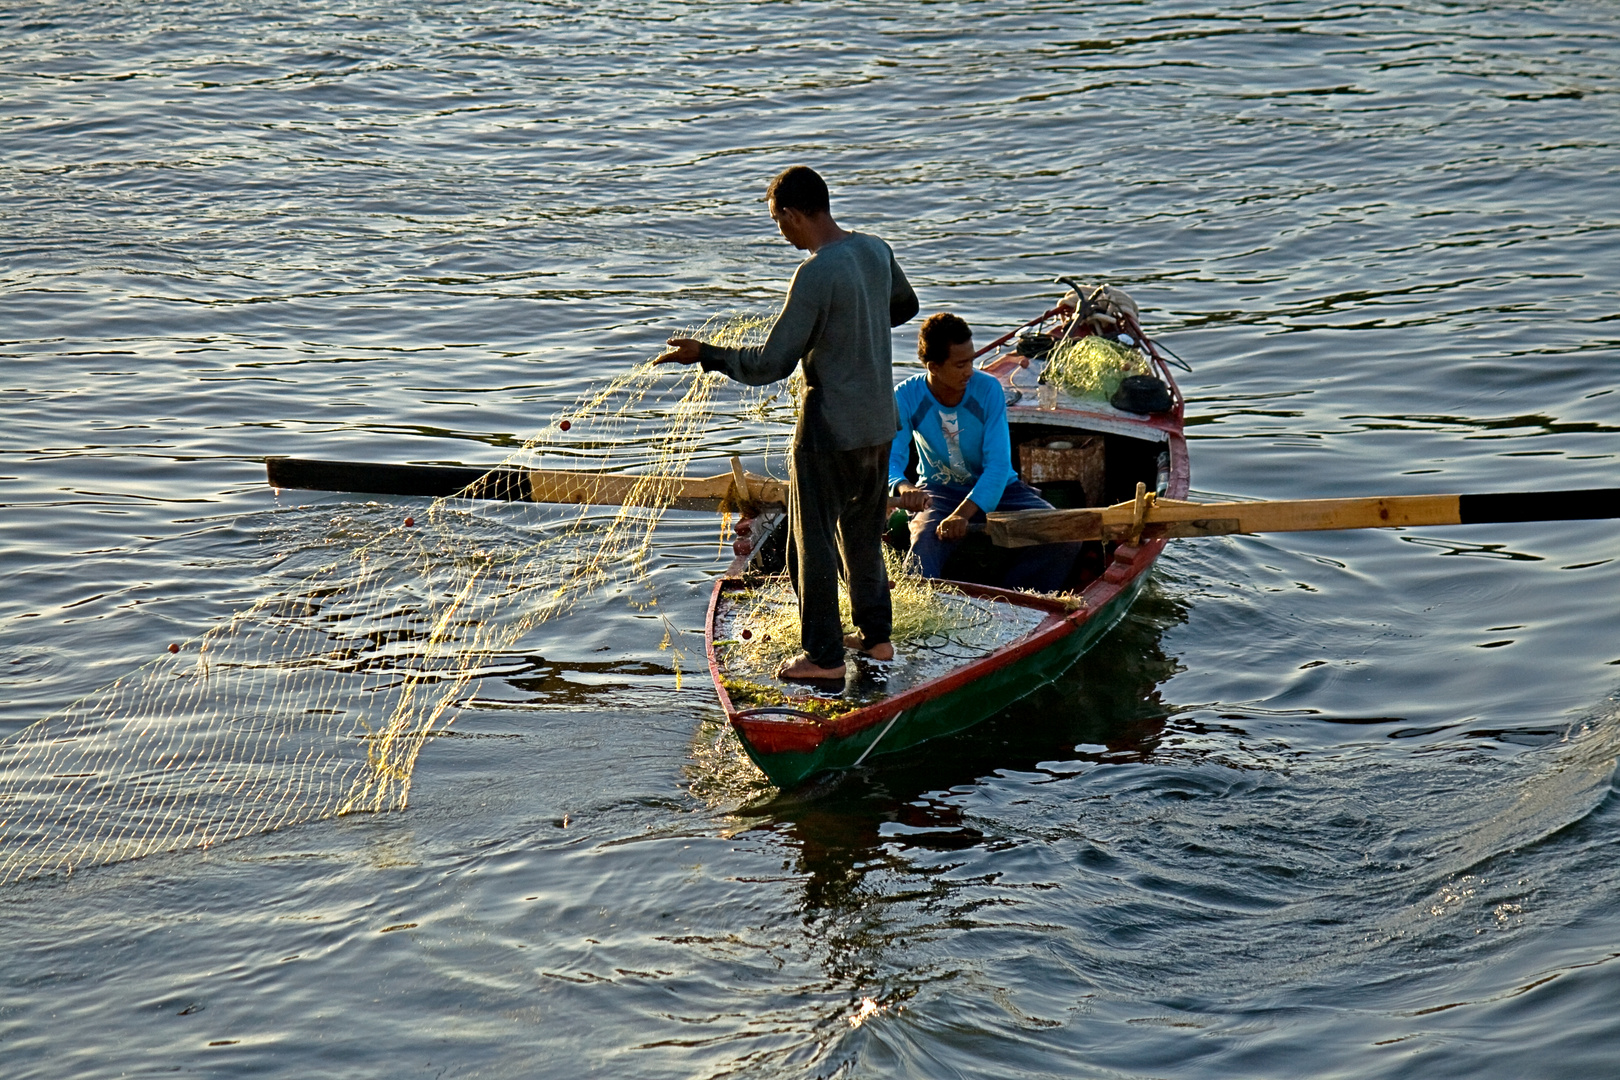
[776,653,847,682]
[842,633,894,662]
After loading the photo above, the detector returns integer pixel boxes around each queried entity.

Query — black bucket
[1111,374,1173,414]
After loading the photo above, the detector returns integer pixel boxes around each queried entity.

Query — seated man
[889,313,1080,592]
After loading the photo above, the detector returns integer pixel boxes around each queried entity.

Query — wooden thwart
[987,486,1620,547]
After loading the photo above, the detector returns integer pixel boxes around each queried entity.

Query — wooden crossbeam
[986,486,1620,547]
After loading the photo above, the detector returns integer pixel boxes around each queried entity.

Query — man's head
[918,312,976,397]
[919,312,974,365]
[766,166,831,250]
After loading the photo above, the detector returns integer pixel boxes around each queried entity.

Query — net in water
[0,320,765,885]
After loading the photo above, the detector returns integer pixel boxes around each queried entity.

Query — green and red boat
[706,287,1190,788]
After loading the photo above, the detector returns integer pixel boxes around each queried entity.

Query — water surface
[2,1,1618,1076]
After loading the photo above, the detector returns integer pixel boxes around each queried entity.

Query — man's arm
[964,379,1014,514]
[887,421,912,493]
[887,395,929,511]
[699,267,825,385]
[889,255,919,327]
[655,267,822,381]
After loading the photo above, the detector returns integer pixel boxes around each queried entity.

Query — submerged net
[1043,334,1149,401]
[0,315,775,885]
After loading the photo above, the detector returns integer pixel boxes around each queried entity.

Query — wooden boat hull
[710,569,1151,789]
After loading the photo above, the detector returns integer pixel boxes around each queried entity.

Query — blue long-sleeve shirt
[888,370,1015,513]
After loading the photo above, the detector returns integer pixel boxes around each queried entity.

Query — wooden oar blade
[264,456,788,511]
[266,456,531,500]
[988,488,1620,547]
[523,467,786,512]
[1460,488,1620,524]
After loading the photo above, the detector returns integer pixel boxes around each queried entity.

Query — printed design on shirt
[936,411,975,485]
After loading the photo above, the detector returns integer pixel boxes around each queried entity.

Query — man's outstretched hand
[655,337,702,366]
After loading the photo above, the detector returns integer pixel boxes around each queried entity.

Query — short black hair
[918,312,973,365]
[766,166,830,216]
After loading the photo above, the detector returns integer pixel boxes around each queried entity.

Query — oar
[986,483,1620,547]
[266,455,787,514]
[267,455,916,517]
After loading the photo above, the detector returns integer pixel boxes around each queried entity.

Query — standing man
[657,166,918,683]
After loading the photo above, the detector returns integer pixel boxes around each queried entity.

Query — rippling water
[3,1,1618,1075]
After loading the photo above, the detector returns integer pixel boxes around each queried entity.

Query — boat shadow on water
[717,580,1190,911]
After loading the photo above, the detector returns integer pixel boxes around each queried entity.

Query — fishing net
[719,548,991,678]
[712,549,1053,716]
[0,314,775,885]
[1043,334,1149,402]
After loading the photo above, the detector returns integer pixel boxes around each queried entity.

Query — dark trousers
[909,479,1080,592]
[787,443,892,668]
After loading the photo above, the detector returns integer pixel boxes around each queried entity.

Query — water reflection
[742,582,1189,918]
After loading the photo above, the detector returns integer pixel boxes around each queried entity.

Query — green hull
[735,572,1147,788]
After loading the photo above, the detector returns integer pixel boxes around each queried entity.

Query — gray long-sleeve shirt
[698,231,919,452]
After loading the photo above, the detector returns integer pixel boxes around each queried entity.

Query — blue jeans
[908,479,1081,592]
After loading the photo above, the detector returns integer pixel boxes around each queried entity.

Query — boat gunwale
[705,444,1188,749]
[706,312,1191,764]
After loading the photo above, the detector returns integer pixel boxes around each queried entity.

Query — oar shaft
[987,488,1620,547]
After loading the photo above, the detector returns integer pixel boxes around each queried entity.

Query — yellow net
[1043,334,1149,402]
[0,315,774,884]
[710,546,1055,721]
[719,548,986,675]
[696,311,775,351]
